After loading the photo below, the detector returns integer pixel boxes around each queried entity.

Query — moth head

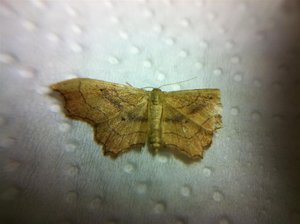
[152,88,162,93]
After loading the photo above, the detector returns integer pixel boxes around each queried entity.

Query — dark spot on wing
[189,104,205,114]
[99,88,123,109]
[165,114,185,123]
[126,111,148,122]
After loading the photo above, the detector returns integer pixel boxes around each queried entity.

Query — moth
[50,78,222,159]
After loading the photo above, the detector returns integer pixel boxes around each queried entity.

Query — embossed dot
[119,30,129,39]
[36,86,50,95]
[65,191,78,204]
[251,111,261,121]
[0,187,20,201]
[110,16,120,24]
[179,50,188,58]
[46,32,60,42]
[59,122,71,132]
[195,0,204,7]
[31,0,47,8]
[124,163,135,173]
[195,62,203,69]
[163,0,172,5]
[104,0,114,8]
[180,18,190,27]
[213,68,223,76]
[180,186,191,197]
[153,202,166,213]
[66,165,79,176]
[0,53,16,64]
[230,55,241,64]
[65,142,78,153]
[65,5,77,17]
[4,159,21,172]
[130,46,140,54]
[157,154,168,163]
[21,20,37,31]
[71,25,82,34]
[69,42,83,52]
[225,40,235,49]
[89,197,102,210]
[155,71,166,81]
[66,74,79,79]
[136,182,147,194]
[233,73,243,82]
[230,107,240,116]
[213,191,224,202]
[143,9,154,17]
[143,60,152,68]
[164,37,175,46]
[0,136,15,148]
[49,104,61,113]
[108,56,120,65]
[203,167,212,177]
[18,67,36,78]
[153,24,163,33]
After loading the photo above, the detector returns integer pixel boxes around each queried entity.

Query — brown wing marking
[162,89,222,159]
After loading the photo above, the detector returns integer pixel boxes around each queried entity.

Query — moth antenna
[158,76,198,89]
[126,82,133,87]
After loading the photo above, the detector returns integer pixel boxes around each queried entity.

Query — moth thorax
[151,88,162,105]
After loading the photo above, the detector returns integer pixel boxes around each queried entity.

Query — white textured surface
[1,0,300,224]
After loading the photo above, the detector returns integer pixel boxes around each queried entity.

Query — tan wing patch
[162,90,222,159]
[51,78,149,156]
